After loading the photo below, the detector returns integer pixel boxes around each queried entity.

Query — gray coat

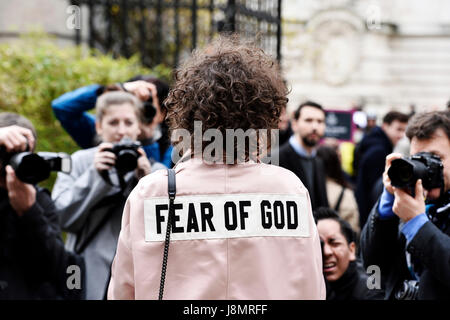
[52,147,165,299]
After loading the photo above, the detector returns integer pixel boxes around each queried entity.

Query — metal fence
[70,0,282,68]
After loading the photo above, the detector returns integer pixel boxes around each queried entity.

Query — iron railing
[70,0,282,68]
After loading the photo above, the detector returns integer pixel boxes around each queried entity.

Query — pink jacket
[108,158,326,299]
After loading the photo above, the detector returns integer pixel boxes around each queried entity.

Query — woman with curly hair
[108,36,326,300]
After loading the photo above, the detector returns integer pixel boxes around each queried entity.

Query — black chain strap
[158,168,176,300]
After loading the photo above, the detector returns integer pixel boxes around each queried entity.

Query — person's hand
[94,142,116,172]
[135,147,151,179]
[382,153,403,195]
[123,81,156,103]
[392,179,426,223]
[5,165,36,216]
[0,125,35,152]
[123,80,163,124]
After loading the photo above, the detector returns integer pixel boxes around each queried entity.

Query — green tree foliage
[0,32,172,189]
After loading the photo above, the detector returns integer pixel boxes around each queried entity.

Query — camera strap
[117,171,127,191]
[99,169,128,193]
[159,168,176,300]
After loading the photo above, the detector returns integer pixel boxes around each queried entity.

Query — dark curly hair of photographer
[165,35,289,163]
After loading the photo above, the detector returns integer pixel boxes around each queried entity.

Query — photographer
[51,76,173,168]
[0,113,83,299]
[52,91,165,300]
[360,110,450,299]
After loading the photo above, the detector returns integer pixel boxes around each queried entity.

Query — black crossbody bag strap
[334,186,346,212]
[158,168,176,300]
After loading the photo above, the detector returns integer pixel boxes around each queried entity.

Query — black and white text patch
[144,193,311,242]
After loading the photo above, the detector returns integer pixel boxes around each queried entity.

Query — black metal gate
[70,0,282,68]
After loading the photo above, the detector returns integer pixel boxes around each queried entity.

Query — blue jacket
[361,191,450,299]
[51,85,173,168]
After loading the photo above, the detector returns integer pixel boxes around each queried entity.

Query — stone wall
[0,0,88,47]
[282,0,450,117]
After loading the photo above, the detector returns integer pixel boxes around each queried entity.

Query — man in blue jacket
[51,76,173,168]
[360,110,450,299]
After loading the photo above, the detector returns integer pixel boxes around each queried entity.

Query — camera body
[110,138,141,173]
[395,280,419,300]
[388,152,444,190]
[0,148,71,184]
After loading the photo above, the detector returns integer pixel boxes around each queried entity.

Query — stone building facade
[1,0,449,117]
[282,0,450,116]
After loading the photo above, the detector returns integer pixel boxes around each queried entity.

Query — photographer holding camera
[52,91,165,300]
[0,112,83,299]
[51,75,173,168]
[360,110,450,299]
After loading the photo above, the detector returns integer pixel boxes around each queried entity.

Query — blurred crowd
[1,37,450,300]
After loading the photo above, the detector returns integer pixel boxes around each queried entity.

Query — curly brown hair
[165,35,288,163]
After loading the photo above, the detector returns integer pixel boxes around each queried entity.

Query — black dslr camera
[388,152,444,191]
[109,138,141,173]
[0,147,71,184]
[143,97,157,124]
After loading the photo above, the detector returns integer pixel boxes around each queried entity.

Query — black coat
[326,261,384,300]
[277,142,329,210]
[355,126,393,228]
[360,193,450,299]
[0,187,84,299]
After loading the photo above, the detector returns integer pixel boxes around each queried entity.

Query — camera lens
[144,100,156,124]
[115,150,138,173]
[10,153,51,184]
[396,161,413,182]
[388,159,414,188]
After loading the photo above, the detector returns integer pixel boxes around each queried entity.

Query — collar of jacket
[173,149,259,168]
[327,260,360,294]
[426,190,450,230]
[288,135,316,159]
